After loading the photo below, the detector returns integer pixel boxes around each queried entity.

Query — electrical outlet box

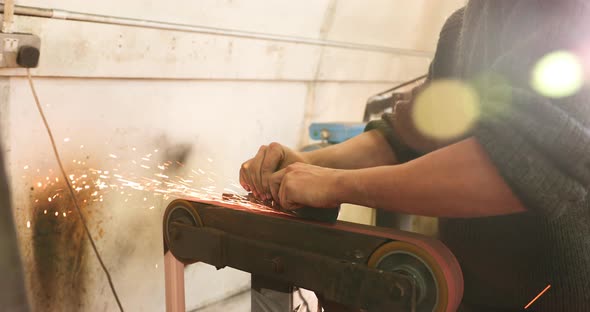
[0,33,41,68]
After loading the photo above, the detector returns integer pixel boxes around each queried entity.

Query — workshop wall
[0,0,464,311]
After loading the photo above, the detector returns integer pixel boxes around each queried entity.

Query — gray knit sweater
[368,1,590,310]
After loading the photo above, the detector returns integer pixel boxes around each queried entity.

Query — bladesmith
[240,2,590,311]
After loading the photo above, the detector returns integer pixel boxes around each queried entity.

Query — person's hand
[270,162,344,210]
[240,142,308,200]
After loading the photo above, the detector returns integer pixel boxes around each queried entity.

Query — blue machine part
[308,122,367,144]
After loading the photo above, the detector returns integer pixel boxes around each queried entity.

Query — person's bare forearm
[240,130,397,200]
[304,130,398,169]
[335,137,526,217]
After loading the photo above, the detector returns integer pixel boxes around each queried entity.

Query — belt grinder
[163,196,463,312]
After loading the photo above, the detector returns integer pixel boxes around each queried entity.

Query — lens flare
[531,51,584,98]
[412,80,480,140]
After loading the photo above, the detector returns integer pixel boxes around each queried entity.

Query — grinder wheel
[163,199,203,264]
[367,241,447,312]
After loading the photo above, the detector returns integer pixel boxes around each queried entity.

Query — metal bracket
[169,222,415,311]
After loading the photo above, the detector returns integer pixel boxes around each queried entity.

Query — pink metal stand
[164,251,186,312]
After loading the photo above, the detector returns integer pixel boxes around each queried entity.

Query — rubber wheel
[367,241,448,312]
[163,199,203,264]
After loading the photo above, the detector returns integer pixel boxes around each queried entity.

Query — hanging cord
[26,69,124,312]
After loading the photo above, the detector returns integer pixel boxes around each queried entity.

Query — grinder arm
[163,199,463,312]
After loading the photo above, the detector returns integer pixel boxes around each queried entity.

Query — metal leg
[164,251,186,312]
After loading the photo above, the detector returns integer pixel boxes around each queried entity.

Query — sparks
[525,284,551,309]
[25,144,247,225]
[26,220,31,228]
[63,137,70,142]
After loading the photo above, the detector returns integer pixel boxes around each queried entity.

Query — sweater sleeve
[475,119,587,219]
[466,1,590,217]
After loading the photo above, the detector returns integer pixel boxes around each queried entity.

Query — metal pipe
[0,3,433,58]
[164,251,185,312]
[1,0,14,33]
